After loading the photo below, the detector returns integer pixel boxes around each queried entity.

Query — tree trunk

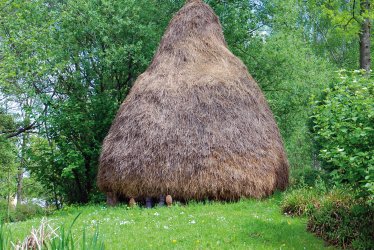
[16,168,23,205]
[84,155,92,202]
[16,132,27,206]
[7,169,11,222]
[359,0,371,71]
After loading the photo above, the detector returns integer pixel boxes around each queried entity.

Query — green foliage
[308,192,374,249]
[0,201,45,223]
[290,167,329,188]
[281,188,320,216]
[312,70,374,201]
[45,214,104,250]
[0,223,10,250]
[282,181,374,249]
[0,111,17,221]
[0,0,184,204]
[46,226,104,250]
[300,0,374,68]
[281,177,328,216]
[0,138,17,199]
[213,0,337,170]
[0,214,104,250]
[7,204,46,223]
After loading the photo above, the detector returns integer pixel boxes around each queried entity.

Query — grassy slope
[9,194,334,250]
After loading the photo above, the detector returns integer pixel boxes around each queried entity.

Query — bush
[281,188,320,216]
[0,203,46,223]
[281,177,327,216]
[0,201,8,223]
[312,70,374,202]
[10,204,46,222]
[290,167,329,188]
[307,191,374,249]
[282,184,374,249]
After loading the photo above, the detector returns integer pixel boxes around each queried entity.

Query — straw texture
[97,0,289,201]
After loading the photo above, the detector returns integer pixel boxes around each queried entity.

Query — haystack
[97,0,289,202]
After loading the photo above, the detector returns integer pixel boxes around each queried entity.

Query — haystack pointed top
[149,0,226,68]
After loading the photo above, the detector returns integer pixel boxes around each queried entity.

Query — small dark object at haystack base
[106,192,118,206]
[129,197,136,207]
[159,195,166,206]
[146,197,152,208]
[97,0,289,203]
[166,195,173,207]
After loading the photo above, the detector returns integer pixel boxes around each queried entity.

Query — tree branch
[4,121,38,139]
[343,0,360,29]
[0,104,49,139]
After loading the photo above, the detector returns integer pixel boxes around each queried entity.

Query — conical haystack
[97,0,289,201]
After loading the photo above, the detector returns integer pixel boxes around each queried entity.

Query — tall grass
[1,213,104,250]
[47,214,104,250]
[0,223,10,250]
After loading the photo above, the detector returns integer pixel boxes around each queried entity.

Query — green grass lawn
[7,194,335,250]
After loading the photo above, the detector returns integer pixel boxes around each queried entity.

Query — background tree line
[0,0,372,207]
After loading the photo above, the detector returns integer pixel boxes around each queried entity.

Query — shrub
[290,167,329,188]
[281,177,327,216]
[307,191,374,249]
[0,201,9,223]
[281,188,319,216]
[311,70,374,202]
[282,185,374,249]
[0,203,46,223]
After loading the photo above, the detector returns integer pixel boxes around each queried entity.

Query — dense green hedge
[282,186,374,249]
[307,192,374,250]
[312,70,374,202]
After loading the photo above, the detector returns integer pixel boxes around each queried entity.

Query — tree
[0,0,185,203]
[301,0,372,71]
[359,0,371,71]
[0,107,17,220]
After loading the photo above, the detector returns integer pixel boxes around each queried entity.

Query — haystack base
[106,192,118,206]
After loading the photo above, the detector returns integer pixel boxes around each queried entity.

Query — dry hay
[98,0,289,201]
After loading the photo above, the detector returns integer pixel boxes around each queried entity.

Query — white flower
[119,220,134,225]
[119,220,130,225]
[189,220,196,224]
[154,212,160,216]
[163,225,169,229]
[217,216,226,222]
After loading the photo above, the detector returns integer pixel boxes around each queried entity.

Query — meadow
[5,194,335,250]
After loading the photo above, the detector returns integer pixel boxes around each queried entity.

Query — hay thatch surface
[97,0,289,201]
